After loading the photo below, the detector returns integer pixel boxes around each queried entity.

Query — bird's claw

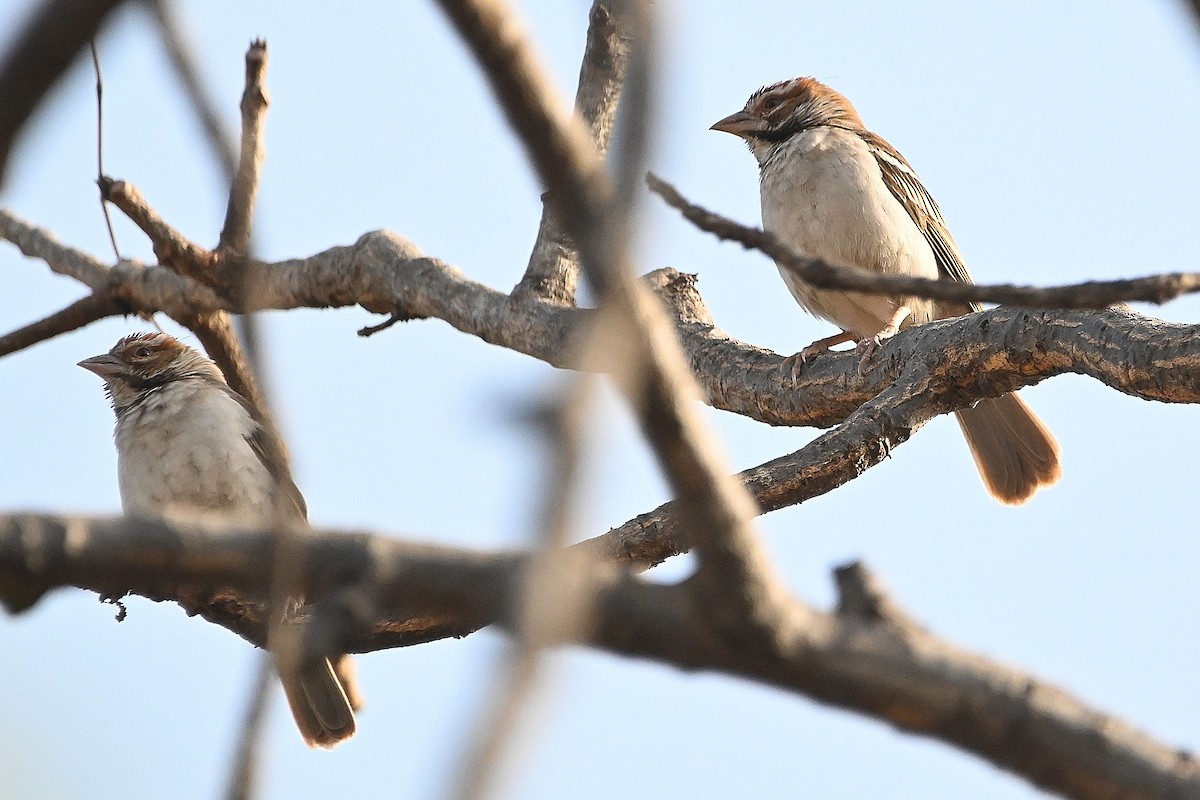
[855,334,888,373]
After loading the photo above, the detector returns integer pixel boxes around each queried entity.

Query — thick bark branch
[6,212,1200,414]
[6,211,1200,416]
[438,0,793,650]
[1,512,1194,800]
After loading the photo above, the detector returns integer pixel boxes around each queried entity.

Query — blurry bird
[80,331,357,746]
[712,77,1060,504]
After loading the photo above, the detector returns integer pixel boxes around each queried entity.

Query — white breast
[759,127,939,337]
[115,380,276,524]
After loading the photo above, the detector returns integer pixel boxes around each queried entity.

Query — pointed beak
[78,353,124,380]
[710,110,765,138]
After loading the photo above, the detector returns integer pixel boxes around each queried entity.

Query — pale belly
[759,129,939,338]
[115,383,275,523]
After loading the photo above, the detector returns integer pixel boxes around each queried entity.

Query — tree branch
[438,0,798,653]
[648,173,1200,308]
[0,511,1194,800]
[7,209,1200,416]
[0,0,127,187]
[0,208,111,289]
[98,177,216,282]
[513,0,632,305]
[217,39,267,257]
[0,288,130,356]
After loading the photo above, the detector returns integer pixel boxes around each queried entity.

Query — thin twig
[222,655,273,800]
[450,378,597,800]
[145,3,270,421]
[356,312,408,337]
[218,40,268,257]
[88,40,120,261]
[648,172,1200,308]
[0,0,125,186]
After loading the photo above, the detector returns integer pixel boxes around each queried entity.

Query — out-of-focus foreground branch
[0,512,1196,800]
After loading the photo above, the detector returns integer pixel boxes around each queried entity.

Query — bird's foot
[782,330,857,382]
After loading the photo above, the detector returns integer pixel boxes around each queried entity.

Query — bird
[711,76,1060,504]
[79,331,358,747]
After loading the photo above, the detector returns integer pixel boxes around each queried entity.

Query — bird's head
[78,332,224,415]
[711,77,864,164]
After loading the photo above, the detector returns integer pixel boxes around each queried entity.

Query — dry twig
[648,172,1200,308]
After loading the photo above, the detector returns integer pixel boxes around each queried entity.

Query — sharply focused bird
[712,77,1060,504]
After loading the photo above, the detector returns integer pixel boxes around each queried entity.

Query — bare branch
[450,378,597,800]
[0,289,130,357]
[98,177,216,281]
[1,512,1195,800]
[8,211,1199,417]
[648,173,1200,308]
[513,0,632,305]
[143,0,238,180]
[0,208,110,289]
[0,0,126,186]
[433,0,609,285]
[88,40,121,261]
[222,655,272,800]
[10,208,1199,422]
[143,0,269,379]
[217,40,268,257]
[438,0,794,651]
[594,567,1200,800]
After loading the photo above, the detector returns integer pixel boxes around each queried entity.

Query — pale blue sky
[2,2,1199,798]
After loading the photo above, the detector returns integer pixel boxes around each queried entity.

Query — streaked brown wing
[858,130,979,311]
[223,384,309,521]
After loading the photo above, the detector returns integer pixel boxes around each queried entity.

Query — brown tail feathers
[955,393,1061,505]
[281,656,357,748]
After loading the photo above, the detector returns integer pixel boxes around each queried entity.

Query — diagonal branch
[98,177,215,281]
[143,0,238,180]
[0,288,130,356]
[437,0,794,650]
[0,208,111,289]
[0,0,127,186]
[648,173,1200,308]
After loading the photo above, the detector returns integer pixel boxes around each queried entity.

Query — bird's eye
[762,96,782,111]
[135,347,152,358]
